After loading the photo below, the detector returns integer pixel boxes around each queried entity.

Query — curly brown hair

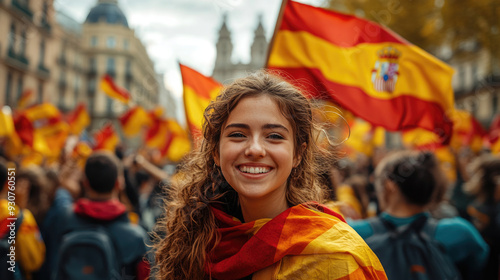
[151,70,334,279]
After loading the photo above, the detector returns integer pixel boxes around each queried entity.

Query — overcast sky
[54,0,324,91]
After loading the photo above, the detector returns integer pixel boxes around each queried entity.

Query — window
[106,97,113,115]
[91,36,98,47]
[124,39,129,50]
[8,24,15,51]
[20,30,26,55]
[5,72,13,105]
[38,81,43,103]
[16,76,23,102]
[106,36,116,48]
[89,57,96,73]
[39,39,45,66]
[106,57,115,75]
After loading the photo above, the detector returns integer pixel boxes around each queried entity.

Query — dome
[85,0,129,28]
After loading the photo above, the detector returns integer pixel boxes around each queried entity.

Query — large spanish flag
[208,203,387,279]
[267,0,454,144]
[180,64,221,145]
[100,74,131,104]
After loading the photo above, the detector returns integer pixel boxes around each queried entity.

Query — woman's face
[215,95,299,205]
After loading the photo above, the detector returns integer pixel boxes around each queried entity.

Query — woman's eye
[228,132,245,138]
[268,133,284,140]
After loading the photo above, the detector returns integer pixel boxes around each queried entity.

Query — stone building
[0,0,55,107]
[212,14,268,84]
[0,0,176,130]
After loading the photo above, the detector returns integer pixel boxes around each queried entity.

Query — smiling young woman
[151,70,387,280]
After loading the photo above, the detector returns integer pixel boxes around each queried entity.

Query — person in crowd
[44,151,149,280]
[16,166,50,226]
[464,154,500,280]
[152,70,387,279]
[349,150,489,280]
[0,160,45,280]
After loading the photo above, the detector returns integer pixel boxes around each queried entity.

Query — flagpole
[265,0,288,68]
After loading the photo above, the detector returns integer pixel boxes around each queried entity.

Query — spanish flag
[100,74,131,104]
[267,1,454,144]
[0,106,14,137]
[450,110,486,153]
[180,64,221,145]
[145,118,191,162]
[67,103,90,135]
[93,123,119,151]
[17,89,34,109]
[489,114,500,154]
[158,119,191,162]
[119,106,152,137]
[208,203,387,279]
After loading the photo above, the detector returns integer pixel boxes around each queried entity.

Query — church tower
[250,14,268,68]
[212,14,233,83]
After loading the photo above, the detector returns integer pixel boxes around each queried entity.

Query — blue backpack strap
[367,217,388,235]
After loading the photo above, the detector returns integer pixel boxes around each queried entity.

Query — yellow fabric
[0,200,45,277]
[250,206,386,279]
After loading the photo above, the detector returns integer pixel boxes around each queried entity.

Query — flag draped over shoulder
[180,64,221,144]
[267,0,455,144]
[100,74,131,104]
[208,203,387,280]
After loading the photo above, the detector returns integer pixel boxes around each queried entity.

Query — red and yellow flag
[449,110,486,153]
[267,1,454,144]
[489,114,500,154]
[17,89,34,109]
[93,123,119,151]
[119,106,153,137]
[180,64,221,145]
[67,103,90,135]
[0,106,15,137]
[145,118,191,162]
[208,203,387,279]
[100,74,131,104]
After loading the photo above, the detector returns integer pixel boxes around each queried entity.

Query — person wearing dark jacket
[43,151,149,280]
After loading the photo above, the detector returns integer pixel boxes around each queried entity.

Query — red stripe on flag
[274,67,453,141]
[281,1,409,47]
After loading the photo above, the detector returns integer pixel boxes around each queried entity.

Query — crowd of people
[0,70,499,279]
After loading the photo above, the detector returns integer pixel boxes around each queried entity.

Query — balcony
[37,64,50,79]
[11,0,33,19]
[40,19,52,34]
[7,48,29,70]
[58,56,66,66]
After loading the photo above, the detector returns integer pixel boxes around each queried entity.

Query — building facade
[0,0,55,107]
[212,14,268,84]
[0,0,174,131]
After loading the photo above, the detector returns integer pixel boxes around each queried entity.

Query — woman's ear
[293,143,307,168]
[213,151,220,167]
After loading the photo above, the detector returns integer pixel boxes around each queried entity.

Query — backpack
[0,211,24,280]
[53,211,123,280]
[365,215,461,280]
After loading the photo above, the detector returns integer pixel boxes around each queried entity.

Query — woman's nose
[245,138,266,158]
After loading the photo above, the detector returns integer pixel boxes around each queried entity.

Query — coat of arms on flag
[371,47,401,93]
